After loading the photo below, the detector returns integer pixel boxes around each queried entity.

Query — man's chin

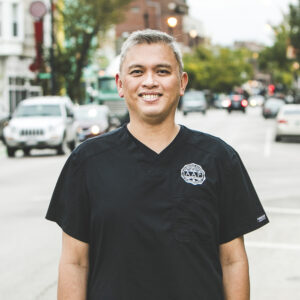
[140,109,174,125]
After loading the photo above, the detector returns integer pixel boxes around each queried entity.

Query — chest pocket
[170,195,216,243]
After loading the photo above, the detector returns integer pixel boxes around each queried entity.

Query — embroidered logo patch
[181,163,206,185]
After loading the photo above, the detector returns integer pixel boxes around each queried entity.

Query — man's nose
[142,72,158,88]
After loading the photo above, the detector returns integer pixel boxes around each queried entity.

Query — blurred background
[0,0,300,299]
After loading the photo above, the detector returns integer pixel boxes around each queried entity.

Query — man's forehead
[122,43,177,68]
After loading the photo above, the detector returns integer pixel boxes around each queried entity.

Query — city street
[1,107,300,299]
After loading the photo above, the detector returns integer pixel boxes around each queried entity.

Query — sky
[187,0,298,46]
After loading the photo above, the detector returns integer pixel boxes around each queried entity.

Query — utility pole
[50,0,55,95]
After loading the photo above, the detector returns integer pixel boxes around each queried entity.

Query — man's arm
[58,231,89,300]
[219,236,250,300]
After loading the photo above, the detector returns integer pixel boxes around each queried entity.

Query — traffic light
[268,84,275,95]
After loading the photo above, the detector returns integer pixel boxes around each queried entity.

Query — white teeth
[142,94,159,101]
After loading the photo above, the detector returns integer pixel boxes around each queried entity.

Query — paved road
[0,107,299,299]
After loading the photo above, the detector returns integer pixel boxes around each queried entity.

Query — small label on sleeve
[257,214,267,223]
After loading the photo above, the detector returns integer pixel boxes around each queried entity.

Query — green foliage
[52,0,133,102]
[258,21,294,88]
[183,46,253,93]
[288,0,300,61]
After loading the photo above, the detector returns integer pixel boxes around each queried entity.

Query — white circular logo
[181,163,206,185]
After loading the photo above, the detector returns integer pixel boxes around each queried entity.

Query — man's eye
[130,70,142,75]
[158,69,170,74]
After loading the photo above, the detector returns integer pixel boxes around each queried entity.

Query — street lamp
[189,29,197,39]
[167,16,177,35]
[189,29,198,48]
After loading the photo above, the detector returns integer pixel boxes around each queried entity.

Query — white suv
[4,96,77,157]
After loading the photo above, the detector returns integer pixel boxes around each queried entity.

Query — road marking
[246,241,300,251]
[264,127,273,157]
[265,206,300,215]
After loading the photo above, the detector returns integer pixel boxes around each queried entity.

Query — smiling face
[116,43,188,125]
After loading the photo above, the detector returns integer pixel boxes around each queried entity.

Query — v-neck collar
[124,123,187,162]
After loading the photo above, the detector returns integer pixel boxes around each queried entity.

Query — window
[12,3,18,37]
[130,6,140,13]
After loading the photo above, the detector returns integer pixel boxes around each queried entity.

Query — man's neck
[127,119,180,154]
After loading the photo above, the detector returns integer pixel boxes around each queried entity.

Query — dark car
[262,98,286,119]
[224,94,248,113]
[74,104,110,142]
[181,90,207,115]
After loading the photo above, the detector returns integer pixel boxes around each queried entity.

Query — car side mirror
[67,112,74,119]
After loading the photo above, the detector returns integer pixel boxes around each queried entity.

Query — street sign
[29,1,47,19]
[38,73,51,79]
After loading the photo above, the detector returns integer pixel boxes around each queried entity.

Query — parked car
[223,94,248,113]
[262,98,285,119]
[181,90,207,115]
[248,95,265,107]
[213,94,228,109]
[274,104,300,142]
[0,110,9,143]
[74,104,110,142]
[3,96,77,157]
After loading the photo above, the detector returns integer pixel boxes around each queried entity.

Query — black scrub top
[46,124,269,300]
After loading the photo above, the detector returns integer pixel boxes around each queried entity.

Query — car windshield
[266,99,284,107]
[283,109,300,115]
[15,104,62,117]
[75,107,105,121]
[184,93,205,101]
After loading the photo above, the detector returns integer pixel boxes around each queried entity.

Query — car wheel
[6,146,16,158]
[23,148,31,156]
[227,110,232,114]
[56,135,68,155]
[275,135,281,142]
[202,110,206,115]
[183,111,188,116]
[68,139,76,151]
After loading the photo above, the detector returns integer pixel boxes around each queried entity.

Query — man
[46,29,269,299]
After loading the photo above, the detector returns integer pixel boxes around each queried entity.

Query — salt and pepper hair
[119,29,184,74]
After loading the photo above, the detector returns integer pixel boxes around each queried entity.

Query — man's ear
[115,73,124,98]
[180,72,189,96]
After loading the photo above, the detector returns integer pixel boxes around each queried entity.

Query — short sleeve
[219,151,269,244]
[45,151,90,243]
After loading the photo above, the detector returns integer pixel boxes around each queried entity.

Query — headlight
[48,125,55,132]
[49,124,64,136]
[91,125,100,135]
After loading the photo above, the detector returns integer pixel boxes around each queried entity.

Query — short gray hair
[119,29,183,74]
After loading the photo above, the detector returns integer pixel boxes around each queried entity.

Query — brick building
[115,0,190,52]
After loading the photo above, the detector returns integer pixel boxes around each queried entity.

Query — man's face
[116,43,188,124]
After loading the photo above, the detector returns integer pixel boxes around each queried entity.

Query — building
[0,0,43,114]
[115,0,192,53]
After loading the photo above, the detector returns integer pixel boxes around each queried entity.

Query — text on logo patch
[181,163,206,185]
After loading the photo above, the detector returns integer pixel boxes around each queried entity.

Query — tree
[288,0,300,61]
[183,46,253,93]
[51,0,133,102]
[258,21,293,89]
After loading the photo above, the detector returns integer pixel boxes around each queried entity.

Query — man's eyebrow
[127,64,172,70]
[128,64,144,70]
[156,64,172,69]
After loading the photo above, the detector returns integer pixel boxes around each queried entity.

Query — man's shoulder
[71,127,123,163]
[183,126,236,160]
